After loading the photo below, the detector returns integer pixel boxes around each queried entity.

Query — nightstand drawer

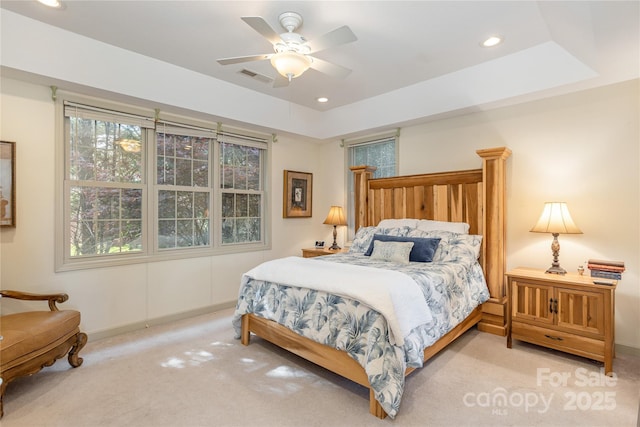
[512,322,604,361]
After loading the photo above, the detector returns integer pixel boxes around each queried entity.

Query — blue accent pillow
[364,234,441,262]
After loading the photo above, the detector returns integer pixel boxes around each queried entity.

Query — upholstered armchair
[0,290,87,418]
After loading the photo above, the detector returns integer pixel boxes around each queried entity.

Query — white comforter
[242,256,432,346]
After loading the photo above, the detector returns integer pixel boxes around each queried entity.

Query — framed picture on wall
[283,170,312,218]
[1,141,16,228]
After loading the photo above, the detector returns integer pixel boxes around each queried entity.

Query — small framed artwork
[283,170,312,218]
[0,141,16,228]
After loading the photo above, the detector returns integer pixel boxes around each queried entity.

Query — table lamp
[323,206,347,250]
[530,202,582,274]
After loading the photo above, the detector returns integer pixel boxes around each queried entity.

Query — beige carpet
[3,308,639,427]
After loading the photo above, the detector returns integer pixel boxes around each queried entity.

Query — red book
[587,262,625,272]
[588,259,625,268]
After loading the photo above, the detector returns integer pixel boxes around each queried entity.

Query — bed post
[476,147,511,336]
[350,165,377,230]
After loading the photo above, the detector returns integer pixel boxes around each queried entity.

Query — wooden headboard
[351,147,512,336]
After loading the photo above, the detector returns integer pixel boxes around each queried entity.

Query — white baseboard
[87,301,236,342]
[84,303,640,357]
[616,343,640,357]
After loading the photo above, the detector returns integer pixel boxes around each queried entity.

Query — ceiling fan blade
[309,57,352,79]
[272,75,290,88]
[307,26,357,54]
[217,54,272,65]
[241,16,283,45]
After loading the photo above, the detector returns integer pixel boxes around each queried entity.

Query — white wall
[271,133,344,254]
[0,78,328,336]
[394,79,640,350]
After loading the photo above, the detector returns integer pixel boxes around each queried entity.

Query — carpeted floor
[3,308,639,426]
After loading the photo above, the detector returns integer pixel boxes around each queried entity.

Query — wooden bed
[241,146,511,418]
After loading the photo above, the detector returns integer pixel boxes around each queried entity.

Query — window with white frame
[345,132,398,239]
[156,123,214,250]
[219,133,265,245]
[64,103,152,258]
[58,96,270,271]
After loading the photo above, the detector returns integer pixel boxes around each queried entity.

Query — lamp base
[328,225,341,250]
[545,232,566,274]
[545,265,567,275]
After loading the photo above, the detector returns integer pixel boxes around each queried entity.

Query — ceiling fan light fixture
[270,51,312,81]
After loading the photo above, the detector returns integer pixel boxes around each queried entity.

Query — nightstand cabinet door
[556,288,604,336]
[511,281,554,325]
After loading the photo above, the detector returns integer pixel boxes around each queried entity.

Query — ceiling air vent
[239,69,273,84]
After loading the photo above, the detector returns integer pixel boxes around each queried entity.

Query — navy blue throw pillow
[364,234,441,262]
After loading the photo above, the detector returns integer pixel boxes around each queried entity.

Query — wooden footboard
[241,305,482,418]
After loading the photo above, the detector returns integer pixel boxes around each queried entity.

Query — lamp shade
[323,206,347,226]
[530,202,582,234]
[270,51,312,80]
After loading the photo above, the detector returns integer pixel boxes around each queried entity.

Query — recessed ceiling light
[317,97,329,103]
[37,0,63,8]
[481,36,503,47]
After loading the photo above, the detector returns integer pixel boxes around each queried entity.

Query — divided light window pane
[156,131,212,250]
[67,113,144,257]
[351,138,395,179]
[220,142,264,245]
[347,136,397,239]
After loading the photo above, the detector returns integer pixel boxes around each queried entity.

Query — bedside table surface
[301,247,348,258]
[507,267,617,289]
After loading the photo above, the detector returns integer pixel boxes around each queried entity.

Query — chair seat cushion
[1,310,81,367]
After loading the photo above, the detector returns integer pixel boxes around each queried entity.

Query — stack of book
[587,259,625,280]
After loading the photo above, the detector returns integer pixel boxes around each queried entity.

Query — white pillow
[377,218,419,229]
[417,219,470,234]
[349,226,376,253]
[440,234,483,262]
[369,240,414,264]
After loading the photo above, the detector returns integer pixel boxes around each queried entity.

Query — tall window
[58,97,270,271]
[65,103,152,258]
[156,124,214,250]
[345,132,398,238]
[219,135,265,245]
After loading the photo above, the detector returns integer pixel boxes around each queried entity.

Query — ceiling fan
[217,12,357,87]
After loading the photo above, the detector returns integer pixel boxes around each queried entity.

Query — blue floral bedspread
[232,253,489,418]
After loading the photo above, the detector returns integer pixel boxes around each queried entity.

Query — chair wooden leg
[68,332,88,368]
[0,377,6,419]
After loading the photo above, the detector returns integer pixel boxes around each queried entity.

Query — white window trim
[54,91,272,272]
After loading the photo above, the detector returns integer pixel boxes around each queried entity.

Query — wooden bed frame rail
[241,146,511,418]
[242,306,482,419]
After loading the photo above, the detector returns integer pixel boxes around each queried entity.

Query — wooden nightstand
[506,267,616,374]
[301,247,348,258]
